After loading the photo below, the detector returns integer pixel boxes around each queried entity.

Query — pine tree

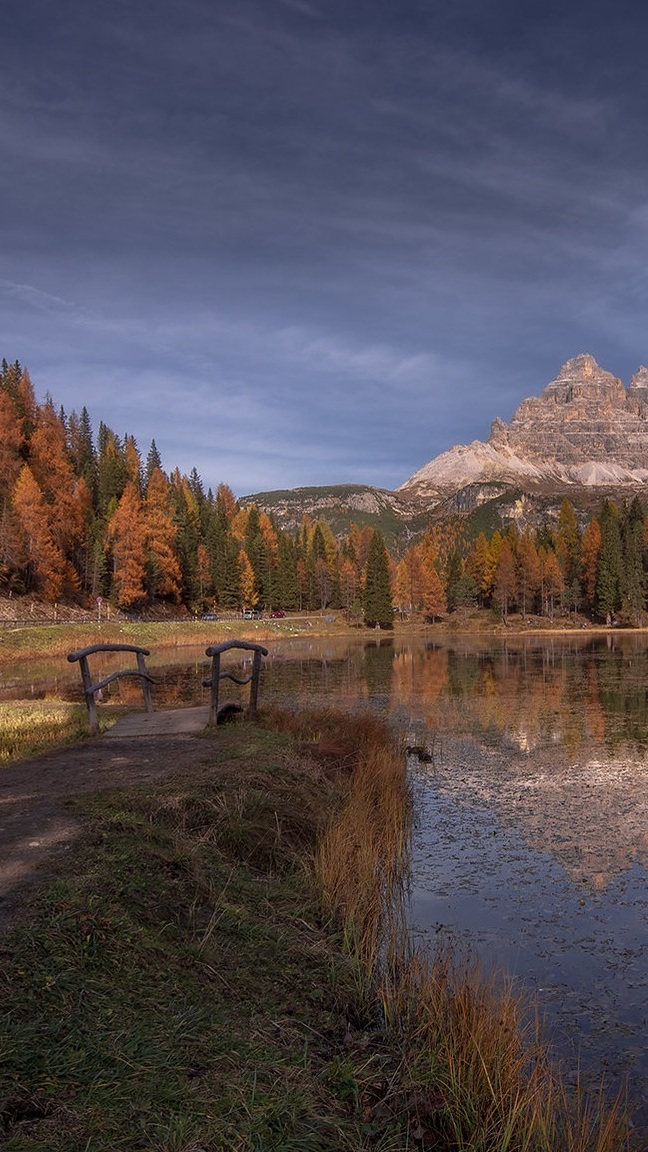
[363,530,394,628]
[145,440,163,489]
[596,500,622,621]
[465,533,491,605]
[97,425,129,517]
[620,498,645,624]
[555,497,581,586]
[169,470,202,609]
[276,533,298,610]
[67,407,97,499]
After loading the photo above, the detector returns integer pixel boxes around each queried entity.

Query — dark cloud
[2,0,648,493]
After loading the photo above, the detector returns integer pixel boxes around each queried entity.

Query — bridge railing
[203,640,269,725]
[67,644,154,735]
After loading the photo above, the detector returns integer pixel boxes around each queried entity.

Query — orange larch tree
[493,538,517,620]
[581,518,602,608]
[421,559,447,619]
[108,482,148,608]
[239,548,258,608]
[29,401,87,560]
[516,533,540,618]
[143,467,182,601]
[12,465,68,599]
[0,389,24,496]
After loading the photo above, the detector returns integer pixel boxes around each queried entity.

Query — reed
[266,704,636,1152]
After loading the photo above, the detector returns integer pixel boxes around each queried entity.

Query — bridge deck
[104,706,211,737]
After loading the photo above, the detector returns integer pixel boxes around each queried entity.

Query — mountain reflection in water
[4,632,648,1119]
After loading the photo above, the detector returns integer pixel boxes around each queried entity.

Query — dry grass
[0,701,91,762]
[264,705,638,1151]
[0,704,639,1150]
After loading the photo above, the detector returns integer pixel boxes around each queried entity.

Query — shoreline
[1,609,647,667]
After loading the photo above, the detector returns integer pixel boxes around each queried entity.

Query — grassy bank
[0,702,96,763]
[0,711,637,1150]
[0,615,358,667]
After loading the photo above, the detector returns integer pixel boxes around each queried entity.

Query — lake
[3,631,648,1117]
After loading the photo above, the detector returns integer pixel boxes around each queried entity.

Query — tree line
[0,359,646,626]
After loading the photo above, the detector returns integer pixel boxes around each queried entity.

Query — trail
[0,731,213,930]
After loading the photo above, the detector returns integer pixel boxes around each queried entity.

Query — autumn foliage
[1,358,648,624]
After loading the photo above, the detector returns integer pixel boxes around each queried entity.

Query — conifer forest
[1,359,646,626]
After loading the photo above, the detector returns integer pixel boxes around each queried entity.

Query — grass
[0,718,406,1150]
[0,709,640,1150]
[0,702,93,762]
[0,615,360,667]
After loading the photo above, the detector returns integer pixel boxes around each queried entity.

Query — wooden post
[137,649,154,713]
[249,647,263,715]
[208,649,222,726]
[78,652,99,735]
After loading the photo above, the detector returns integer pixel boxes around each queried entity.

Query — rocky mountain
[401,354,648,507]
[247,355,648,539]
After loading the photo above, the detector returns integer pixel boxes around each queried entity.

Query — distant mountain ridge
[246,355,648,539]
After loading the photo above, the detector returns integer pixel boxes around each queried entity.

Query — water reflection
[4,632,648,1114]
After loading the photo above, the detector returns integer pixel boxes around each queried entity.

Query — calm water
[4,632,648,1116]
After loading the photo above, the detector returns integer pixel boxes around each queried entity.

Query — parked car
[201,612,219,621]
[270,610,286,618]
[241,608,262,619]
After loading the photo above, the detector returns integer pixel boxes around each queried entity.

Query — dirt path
[0,734,213,931]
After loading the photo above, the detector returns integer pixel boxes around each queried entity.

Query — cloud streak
[2,0,648,494]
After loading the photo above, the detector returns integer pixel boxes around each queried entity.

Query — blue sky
[2,0,648,495]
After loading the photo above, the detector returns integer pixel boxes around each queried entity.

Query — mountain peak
[538,354,625,406]
[400,357,648,503]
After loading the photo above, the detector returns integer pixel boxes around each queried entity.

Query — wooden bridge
[67,640,269,736]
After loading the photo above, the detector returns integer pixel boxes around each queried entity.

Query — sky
[3,0,648,497]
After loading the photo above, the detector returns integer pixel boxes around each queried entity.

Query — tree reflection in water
[5,632,648,1120]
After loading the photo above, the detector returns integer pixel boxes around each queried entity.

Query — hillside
[240,483,428,550]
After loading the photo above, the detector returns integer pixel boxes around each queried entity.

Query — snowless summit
[400,354,648,503]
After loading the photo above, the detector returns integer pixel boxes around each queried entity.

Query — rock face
[248,355,648,538]
[400,354,648,504]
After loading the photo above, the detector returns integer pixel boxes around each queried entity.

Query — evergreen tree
[596,500,622,620]
[620,498,645,624]
[145,440,163,489]
[97,424,129,517]
[67,407,97,502]
[276,533,298,610]
[445,550,464,612]
[169,470,202,609]
[363,530,394,628]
